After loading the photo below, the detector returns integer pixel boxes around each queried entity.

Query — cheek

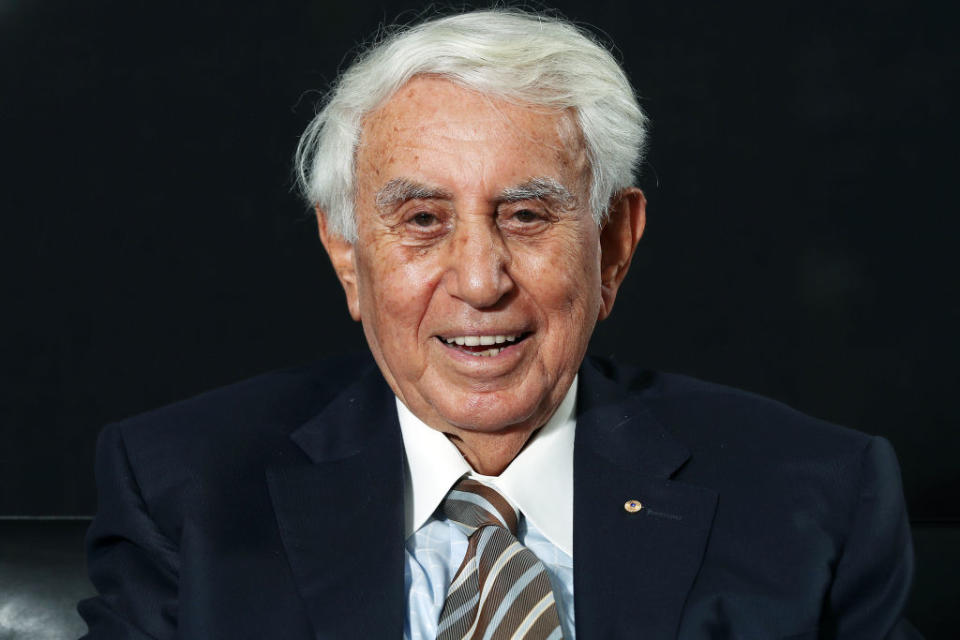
[358,247,440,337]
[521,237,602,316]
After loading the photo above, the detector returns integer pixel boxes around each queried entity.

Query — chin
[431,387,550,434]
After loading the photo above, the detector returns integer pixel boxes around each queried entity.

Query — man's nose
[442,219,514,309]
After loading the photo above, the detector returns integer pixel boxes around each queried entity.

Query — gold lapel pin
[624,499,643,513]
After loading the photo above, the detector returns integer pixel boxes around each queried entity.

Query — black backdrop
[1,0,956,533]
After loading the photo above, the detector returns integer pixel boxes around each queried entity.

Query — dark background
[1,0,957,632]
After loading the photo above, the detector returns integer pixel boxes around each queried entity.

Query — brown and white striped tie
[436,478,564,640]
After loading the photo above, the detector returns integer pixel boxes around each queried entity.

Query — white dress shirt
[398,377,578,639]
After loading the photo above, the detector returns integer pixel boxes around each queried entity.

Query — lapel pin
[624,499,643,513]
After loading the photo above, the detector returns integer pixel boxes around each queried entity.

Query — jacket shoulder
[585,355,875,459]
[101,354,374,489]
[111,352,376,443]
[93,353,379,542]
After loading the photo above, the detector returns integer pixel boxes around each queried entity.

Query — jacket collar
[573,358,718,639]
[267,364,406,638]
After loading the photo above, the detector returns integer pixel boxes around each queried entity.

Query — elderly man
[79,9,918,640]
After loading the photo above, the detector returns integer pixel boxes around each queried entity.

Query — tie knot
[442,478,519,536]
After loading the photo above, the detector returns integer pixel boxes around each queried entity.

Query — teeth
[460,347,503,357]
[443,334,520,346]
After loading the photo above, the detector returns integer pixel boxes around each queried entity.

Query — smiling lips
[438,333,530,357]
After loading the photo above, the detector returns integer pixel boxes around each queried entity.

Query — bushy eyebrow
[373,176,576,211]
[375,178,452,211]
[498,177,576,210]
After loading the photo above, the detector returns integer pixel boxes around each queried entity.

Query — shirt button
[624,499,643,513]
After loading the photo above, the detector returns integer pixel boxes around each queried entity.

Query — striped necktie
[436,478,564,640]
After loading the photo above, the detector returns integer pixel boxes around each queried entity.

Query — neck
[444,427,536,476]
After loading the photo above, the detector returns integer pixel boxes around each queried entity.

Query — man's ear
[315,206,362,321]
[598,188,646,321]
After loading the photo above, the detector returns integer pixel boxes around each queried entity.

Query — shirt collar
[397,376,577,556]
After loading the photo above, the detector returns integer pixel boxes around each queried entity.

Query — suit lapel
[574,360,718,639]
[266,366,406,639]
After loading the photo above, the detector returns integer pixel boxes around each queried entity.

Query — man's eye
[513,210,540,223]
[410,212,438,227]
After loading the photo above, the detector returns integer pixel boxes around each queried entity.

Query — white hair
[295,9,647,241]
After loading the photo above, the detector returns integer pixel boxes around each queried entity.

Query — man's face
[322,77,638,439]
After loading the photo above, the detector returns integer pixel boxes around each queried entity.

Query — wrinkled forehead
[354,77,590,189]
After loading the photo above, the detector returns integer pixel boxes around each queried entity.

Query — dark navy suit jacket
[79,354,919,639]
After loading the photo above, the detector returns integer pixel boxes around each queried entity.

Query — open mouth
[436,332,531,357]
